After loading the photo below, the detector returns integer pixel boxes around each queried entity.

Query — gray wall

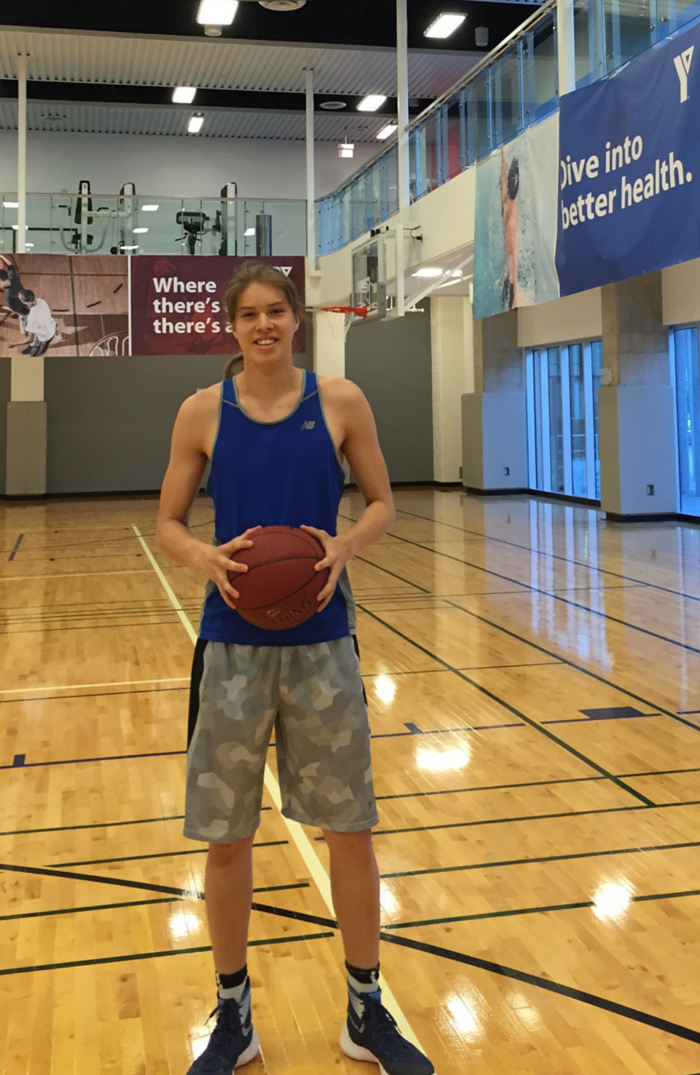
[0,359,10,496]
[42,342,313,496]
[345,305,433,484]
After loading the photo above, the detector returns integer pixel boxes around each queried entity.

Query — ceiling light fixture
[244,227,256,236]
[377,123,398,140]
[142,204,160,212]
[259,0,307,9]
[197,0,238,24]
[424,13,467,38]
[173,86,197,104]
[413,267,444,277]
[474,25,489,48]
[3,201,18,208]
[357,95,387,112]
[133,227,149,234]
[188,113,205,134]
[319,100,347,111]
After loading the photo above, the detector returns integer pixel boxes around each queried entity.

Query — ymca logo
[674,46,694,102]
[301,420,315,430]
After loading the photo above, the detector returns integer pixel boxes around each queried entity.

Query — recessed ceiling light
[197,0,238,24]
[259,0,306,9]
[244,227,256,236]
[413,267,444,277]
[188,114,205,134]
[377,123,398,140]
[142,204,159,212]
[173,86,197,104]
[357,95,387,112]
[133,227,149,234]
[424,13,467,38]
[24,243,34,248]
[3,201,18,208]
[121,245,140,251]
[319,101,347,111]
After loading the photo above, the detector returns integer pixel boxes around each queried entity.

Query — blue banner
[556,21,700,296]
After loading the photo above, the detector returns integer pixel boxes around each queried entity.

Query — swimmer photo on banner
[0,254,129,358]
[473,114,560,319]
[556,19,700,296]
[129,255,306,356]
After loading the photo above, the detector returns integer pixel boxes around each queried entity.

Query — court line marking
[380,838,700,879]
[0,570,155,581]
[0,932,335,978]
[358,604,654,806]
[1,859,699,1045]
[53,839,287,869]
[8,534,23,561]
[352,545,700,738]
[348,509,700,657]
[0,676,189,696]
[380,932,700,1046]
[132,523,430,1058]
[391,502,700,605]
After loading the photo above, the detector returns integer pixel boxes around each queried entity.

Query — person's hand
[198,526,262,610]
[300,526,352,612]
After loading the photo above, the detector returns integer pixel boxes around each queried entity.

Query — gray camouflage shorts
[184,635,379,842]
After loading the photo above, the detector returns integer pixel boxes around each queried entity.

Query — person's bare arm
[302,379,394,610]
[156,390,260,609]
[500,148,508,212]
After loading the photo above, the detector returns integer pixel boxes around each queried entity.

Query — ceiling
[0,0,542,141]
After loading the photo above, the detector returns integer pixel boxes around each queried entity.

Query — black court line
[8,534,23,561]
[0,931,334,978]
[53,839,287,869]
[0,814,187,838]
[383,884,700,931]
[0,883,310,923]
[367,519,700,661]
[390,503,700,606]
[0,686,189,706]
[355,553,431,594]
[357,542,700,739]
[3,619,189,637]
[380,838,700,879]
[358,604,655,806]
[375,774,605,801]
[0,746,188,771]
[380,932,700,1046]
[371,721,523,740]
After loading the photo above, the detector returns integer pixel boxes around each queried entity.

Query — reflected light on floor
[189,1026,211,1062]
[415,744,471,772]
[379,880,401,918]
[374,674,397,703]
[592,879,634,922]
[445,992,484,1041]
[169,910,203,941]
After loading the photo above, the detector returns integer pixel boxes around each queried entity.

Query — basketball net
[320,306,368,342]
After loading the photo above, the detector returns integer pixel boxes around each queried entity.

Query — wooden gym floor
[1,487,700,1074]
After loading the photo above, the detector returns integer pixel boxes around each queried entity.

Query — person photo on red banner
[19,289,63,356]
[0,255,30,335]
[156,263,434,1075]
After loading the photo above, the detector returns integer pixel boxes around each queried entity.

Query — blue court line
[542,714,659,725]
[0,686,189,706]
[12,755,25,767]
[8,534,24,561]
[371,721,524,739]
[357,604,654,806]
[679,710,700,715]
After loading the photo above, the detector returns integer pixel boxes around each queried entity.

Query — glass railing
[0,194,306,258]
[316,0,700,256]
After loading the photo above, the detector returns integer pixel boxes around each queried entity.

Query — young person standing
[157,264,434,1075]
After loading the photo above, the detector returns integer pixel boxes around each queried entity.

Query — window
[526,340,603,500]
[672,326,700,517]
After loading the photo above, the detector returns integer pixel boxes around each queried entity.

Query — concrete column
[313,310,346,377]
[599,271,677,518]
[463,309,527,492]
[431,295,474,482]
[16,52,27,253]
[556,0,576,96]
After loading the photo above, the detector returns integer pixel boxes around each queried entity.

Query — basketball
[229,525,329,631]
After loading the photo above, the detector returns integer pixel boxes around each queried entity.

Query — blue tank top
[199,370,355,646]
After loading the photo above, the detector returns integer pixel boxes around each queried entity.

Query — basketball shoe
[340,984,435,1075]
[186,982,260,1074]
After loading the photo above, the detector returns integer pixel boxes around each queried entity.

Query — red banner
[129,255,306,356]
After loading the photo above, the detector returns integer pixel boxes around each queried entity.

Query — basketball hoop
[320,305,368,342]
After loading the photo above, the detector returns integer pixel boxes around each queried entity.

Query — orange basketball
[229,526,329,631]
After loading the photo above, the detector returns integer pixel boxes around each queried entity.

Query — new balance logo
[674,46,694,102]
[301,420,316,430]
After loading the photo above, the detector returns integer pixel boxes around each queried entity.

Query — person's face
[0,279,9,292]
[232,283,299,365]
